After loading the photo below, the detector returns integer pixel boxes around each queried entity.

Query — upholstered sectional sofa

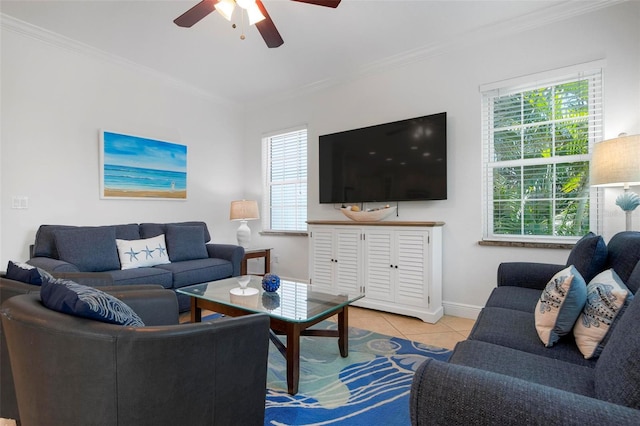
[411,231,640,424]
[0,275,269,425]
[26,221,244,311]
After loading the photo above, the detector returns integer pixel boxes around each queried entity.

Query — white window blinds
[264,128,308,232]
[481,65,603,241]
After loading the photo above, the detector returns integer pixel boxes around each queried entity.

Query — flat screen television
[319,112,447,204]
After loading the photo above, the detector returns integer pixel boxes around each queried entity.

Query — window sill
[478,240,574,250]
[260,231,309,237]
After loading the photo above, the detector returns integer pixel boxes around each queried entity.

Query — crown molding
[247,0,626,110]
[0,13,239,108]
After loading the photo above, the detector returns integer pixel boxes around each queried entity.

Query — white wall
[242,2,640,318]
[0,23,246,265]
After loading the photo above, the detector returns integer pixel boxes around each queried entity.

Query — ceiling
[0,0,619,105]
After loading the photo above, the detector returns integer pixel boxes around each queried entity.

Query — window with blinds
[263,128,308,232]
[481,65,602,241]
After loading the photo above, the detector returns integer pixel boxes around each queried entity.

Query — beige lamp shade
[591,134,640,188]
[230,200,260,221]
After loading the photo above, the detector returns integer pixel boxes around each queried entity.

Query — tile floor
[336,306,475,350]
[181,306,475,350]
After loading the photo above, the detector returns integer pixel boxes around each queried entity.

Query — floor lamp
[590,134,640,231]
[230,200,260,248]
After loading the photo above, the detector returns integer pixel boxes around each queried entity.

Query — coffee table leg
[190,298,202,323]
[338,306,348,357]
[287,323,301,395]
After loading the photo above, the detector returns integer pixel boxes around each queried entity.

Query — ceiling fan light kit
[174,0,341,48]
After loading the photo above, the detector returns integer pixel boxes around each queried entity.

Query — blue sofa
[27,221,244,312]
[410,231,640,424]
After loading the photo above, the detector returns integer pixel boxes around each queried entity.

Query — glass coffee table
[177,275,364,395]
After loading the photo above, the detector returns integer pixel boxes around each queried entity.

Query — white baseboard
[442,301,483,320]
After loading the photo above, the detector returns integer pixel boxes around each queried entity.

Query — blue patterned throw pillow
[5,260,53,285]
[535,265,587,347]
[41,278,145,327]
[574,269,633,359]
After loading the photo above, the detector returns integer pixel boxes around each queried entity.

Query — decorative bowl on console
[340,206,397,222]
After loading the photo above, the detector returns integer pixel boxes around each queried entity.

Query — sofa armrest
[206,243,245,276]
[497,262,565,290]
[410,359,640,425]
[106,288,179,326]
[27,257,79,273]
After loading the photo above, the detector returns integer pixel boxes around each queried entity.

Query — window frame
[262,126,308,233]
[480,62,604,243]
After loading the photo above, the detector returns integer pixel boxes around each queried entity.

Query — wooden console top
[306,220,445,227]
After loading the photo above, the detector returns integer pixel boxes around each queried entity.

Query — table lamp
[230,200,260,248]
[590,134,640,231]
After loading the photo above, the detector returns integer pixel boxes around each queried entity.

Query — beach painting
[100,131,187,199]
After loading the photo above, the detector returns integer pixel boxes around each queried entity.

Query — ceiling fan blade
[174,0,218,28]
[291,0,341,8]
[255,0,284,48]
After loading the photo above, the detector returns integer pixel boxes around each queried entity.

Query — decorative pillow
[41,278,145,327]
[566,232,607,283]
[5,260,53,285]
[53,227,120,272]
[574,269,633,359]
[165,225,208,262]
[116,234,171,270]
[535,265,587,347]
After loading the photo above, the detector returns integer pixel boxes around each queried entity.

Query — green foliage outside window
[489,80,591,237]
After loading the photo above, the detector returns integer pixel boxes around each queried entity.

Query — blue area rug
[264,322,451,426]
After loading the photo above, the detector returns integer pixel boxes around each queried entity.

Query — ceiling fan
[174,0,341,48]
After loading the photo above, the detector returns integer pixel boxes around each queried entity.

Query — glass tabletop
[177,275,364,323]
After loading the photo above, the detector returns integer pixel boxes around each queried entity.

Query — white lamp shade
[591,134,640,187]
[230,200,260,221]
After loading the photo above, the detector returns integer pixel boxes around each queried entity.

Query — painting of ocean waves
[103,164,186,192]
[100,131,187,199]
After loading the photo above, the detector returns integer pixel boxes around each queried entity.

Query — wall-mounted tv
[319,112,447,204]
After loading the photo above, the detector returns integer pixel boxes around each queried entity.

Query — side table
[241,247,272,276]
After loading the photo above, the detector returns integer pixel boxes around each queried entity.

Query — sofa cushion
[139,221,211,242]
[53,227,121,272]
[535,265,587,347]
[449,340,595,397]
[469,307,594,367]
[41,278,144,326]
[116,234,171,270]
[154,258,233,289]
[165,225,208,262]
[574,269,633,359]
[595,295,640,409]
[32,224,76,258]
[5,260,53,285]
[32,224,140,259]
[106,268,174,289]
[605,231,640,284]
[566,232,607,283]
[484,286,542,313]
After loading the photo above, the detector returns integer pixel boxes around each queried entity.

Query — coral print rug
[264,322,451,426]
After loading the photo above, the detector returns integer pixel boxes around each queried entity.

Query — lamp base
[236,220,251,248]
[616,190,640,231]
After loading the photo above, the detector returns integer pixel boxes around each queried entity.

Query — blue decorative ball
[262,273,280,292]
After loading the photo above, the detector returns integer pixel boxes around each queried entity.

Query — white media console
[307,221,444,323]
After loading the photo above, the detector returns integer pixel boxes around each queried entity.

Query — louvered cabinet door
[308,226,335,291]
[363,230,394,301]
[334,228,362,294]
[394,230,429,307]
